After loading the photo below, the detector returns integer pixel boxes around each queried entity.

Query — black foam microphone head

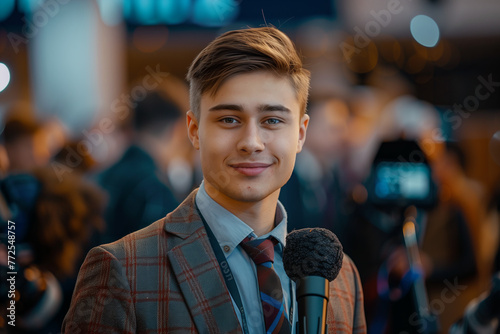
[283,228,343,282]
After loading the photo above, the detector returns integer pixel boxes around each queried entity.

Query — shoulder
[338,254,362,283]
[327,254,367,333]
[329,254,363,303]
[100,218,168,258]
[63,189,209,333]
[100,189,203,257]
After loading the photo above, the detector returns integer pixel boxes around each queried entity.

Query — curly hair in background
[28,167,105,280]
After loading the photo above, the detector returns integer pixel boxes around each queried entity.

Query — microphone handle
[474,273,500,325]
[296,276,329,334]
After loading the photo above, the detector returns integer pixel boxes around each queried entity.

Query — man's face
[187,71,309,205]
[306,99,349,169]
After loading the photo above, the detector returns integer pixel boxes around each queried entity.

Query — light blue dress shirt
[195,182,297,333]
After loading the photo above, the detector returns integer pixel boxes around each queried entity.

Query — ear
[296,113,309,153]
[186,110,200,150]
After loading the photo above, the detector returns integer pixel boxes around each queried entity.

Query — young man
[62,27,366,333]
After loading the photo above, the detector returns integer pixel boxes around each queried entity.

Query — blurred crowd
[1,40,499,334]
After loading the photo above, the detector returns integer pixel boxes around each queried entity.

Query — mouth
[229,162,272,176]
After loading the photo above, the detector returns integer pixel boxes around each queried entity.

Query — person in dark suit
[98,90,181,243]
[63,27,366,333]
[279,96,352,238]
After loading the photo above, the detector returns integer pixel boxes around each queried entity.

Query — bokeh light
[158,0,190,24]
[18,0,39,14]
[192,0,240,27]
[410,15,440,48]
[96,0,123,26]
[0,0,15,21]
[135,0,157,25]
[0,62,11,93]
[122,0,240,26]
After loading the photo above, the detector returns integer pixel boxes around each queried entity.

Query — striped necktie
[240,236,291,334]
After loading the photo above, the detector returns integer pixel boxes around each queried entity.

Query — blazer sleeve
[62,246,136,334]
[327,255,367,334]
[350,256,367,333]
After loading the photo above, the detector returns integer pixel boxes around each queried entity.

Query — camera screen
[374,162,431,200]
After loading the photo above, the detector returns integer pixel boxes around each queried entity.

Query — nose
[236,122,265,154]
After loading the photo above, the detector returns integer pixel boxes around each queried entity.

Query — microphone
[449,272,500,333]
[472,272,500,327]
[283,228,343,334]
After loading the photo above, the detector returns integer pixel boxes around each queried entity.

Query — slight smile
[230,163,272,176]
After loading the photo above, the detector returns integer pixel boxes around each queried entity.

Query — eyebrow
[208,104,291,113]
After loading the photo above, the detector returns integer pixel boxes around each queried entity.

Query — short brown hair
[186,27,310,119]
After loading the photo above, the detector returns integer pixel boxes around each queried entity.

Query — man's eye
[221,117,238,124]
[264,118,281,125]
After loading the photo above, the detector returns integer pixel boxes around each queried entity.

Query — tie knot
[240,236,277,265]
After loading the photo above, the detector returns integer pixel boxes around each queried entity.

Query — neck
[204,182,279,236]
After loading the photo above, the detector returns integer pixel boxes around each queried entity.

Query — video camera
[366,139,438,210]
[365,139,441,333]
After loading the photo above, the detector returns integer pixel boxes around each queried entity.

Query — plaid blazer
[62,190,366,333]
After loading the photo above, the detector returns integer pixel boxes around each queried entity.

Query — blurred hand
[387,246,433,281]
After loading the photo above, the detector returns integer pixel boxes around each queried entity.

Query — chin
[229,188,268,203]
[227,184,279,203]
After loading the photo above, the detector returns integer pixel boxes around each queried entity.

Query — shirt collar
[260,202,287,247]
[195,181,288,255]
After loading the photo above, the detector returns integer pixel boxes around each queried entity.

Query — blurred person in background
[1,113,105,332]
[1,103,67,178]
[158,76,200,201]
[0,105,104,332]
[53,140,100,178]
[344,67,421,187]
[97,79,186,244]
[1,110,48,243]
[386,142,479,333]
[337,69,484,332]
[343,138,478,333]
[279,95,352,240]
[2,113,42,175]
[431,142,488,277]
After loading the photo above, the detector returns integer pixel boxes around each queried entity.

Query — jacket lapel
[165,191,242,333]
